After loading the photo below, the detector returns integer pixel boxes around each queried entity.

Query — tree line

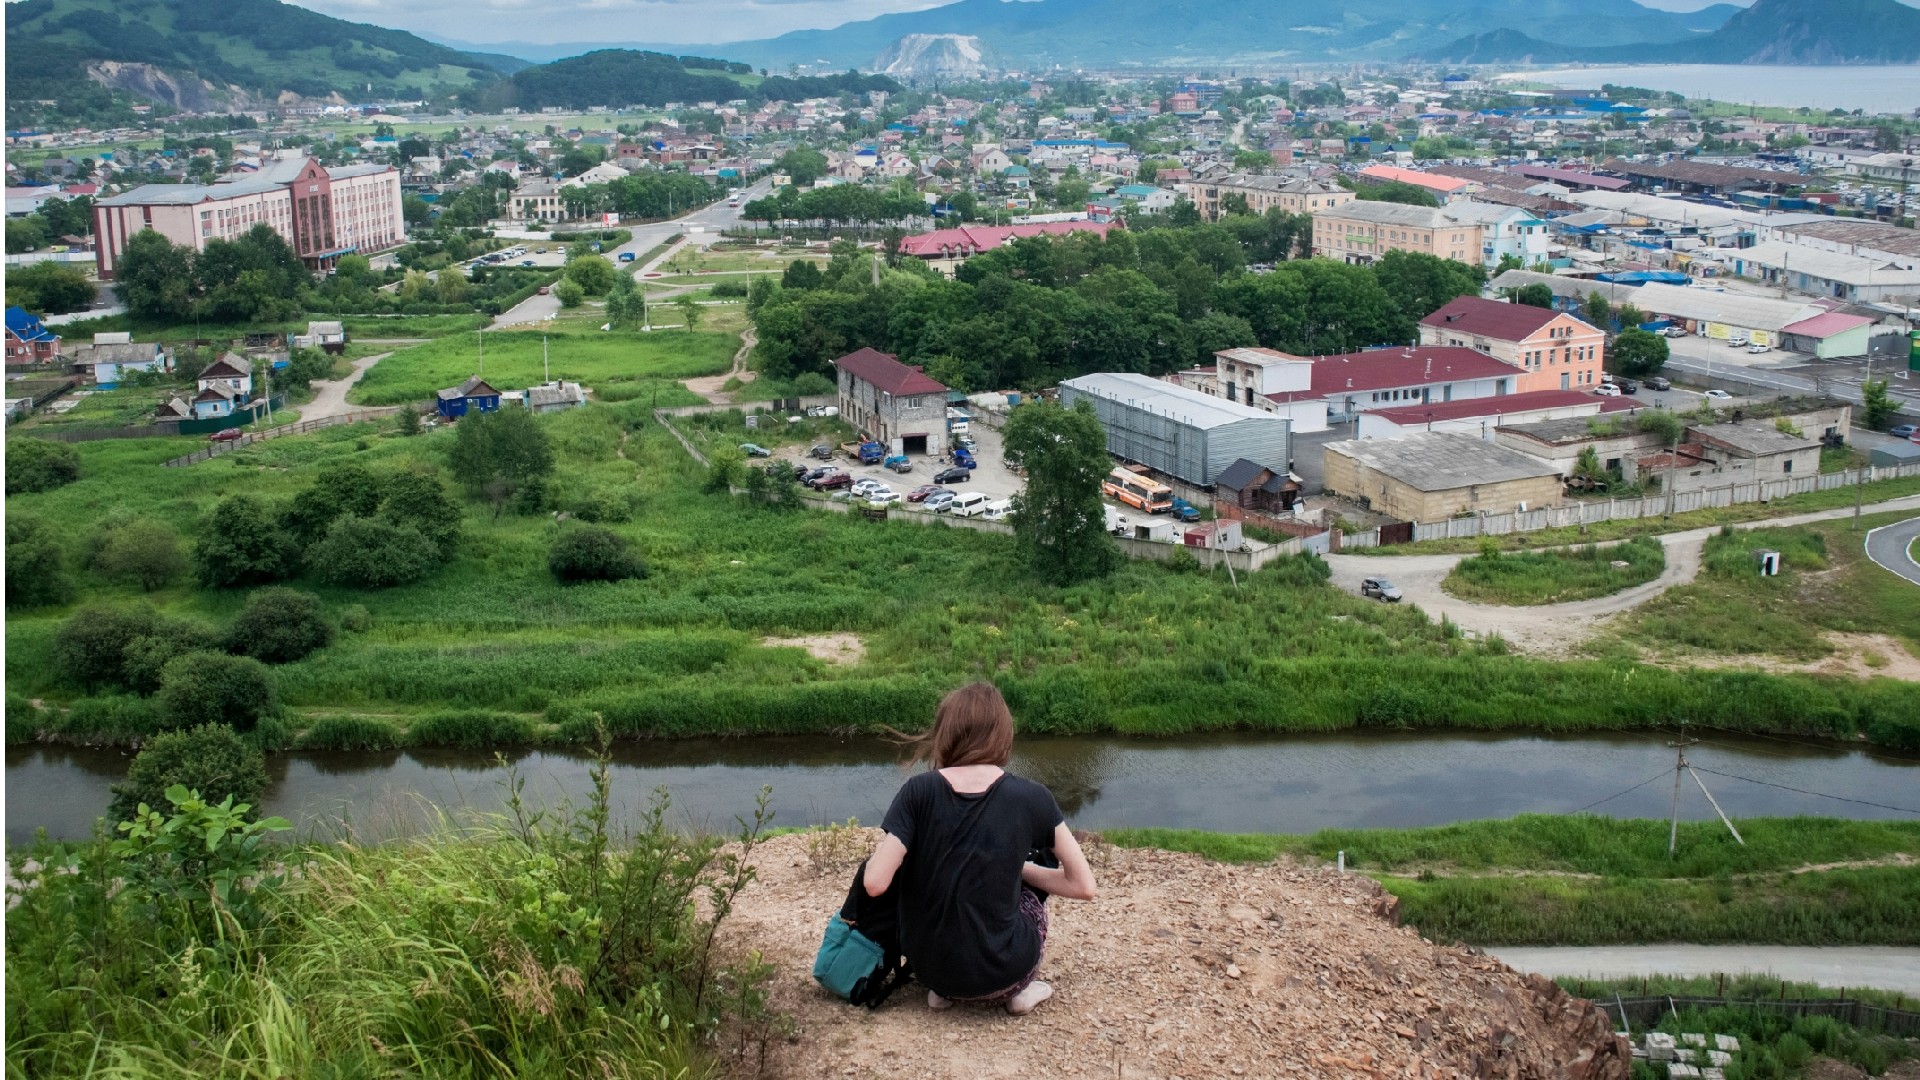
[746,214,1484,391]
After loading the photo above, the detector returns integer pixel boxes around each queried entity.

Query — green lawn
[1442,536,1666,605]
[345,329,736,405]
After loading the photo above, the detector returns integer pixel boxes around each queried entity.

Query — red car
[208,428,245,442]
[907,484,944,503]
[814,471,854,490]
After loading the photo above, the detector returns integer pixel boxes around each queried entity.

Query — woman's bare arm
[863,832,908,897]
[1021,823,1098,902]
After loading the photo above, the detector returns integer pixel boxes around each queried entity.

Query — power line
[1565,769,1674,815]
[1689,766,1920,816]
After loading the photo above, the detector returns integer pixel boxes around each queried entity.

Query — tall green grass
[1443,536,1666,605]
[348,330,736,405]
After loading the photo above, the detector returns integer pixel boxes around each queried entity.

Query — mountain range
[1419,0,1920,64]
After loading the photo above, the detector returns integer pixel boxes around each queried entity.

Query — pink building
[92,153,402,279]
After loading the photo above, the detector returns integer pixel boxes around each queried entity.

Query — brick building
[832,348,951,457]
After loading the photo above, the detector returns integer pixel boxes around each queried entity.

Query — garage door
[903,434,929,455]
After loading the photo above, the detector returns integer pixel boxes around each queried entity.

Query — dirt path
[717,831,1628,1080]
[683,326,758,404]
[1324,494,1920,654]
[302,351,389,421]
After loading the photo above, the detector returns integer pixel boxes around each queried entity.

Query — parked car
[907,484,943,503]
[1616,379,1639,394]
[1646,376,1671,391]
[618,252,636,262]
[883,454,913,473]
[851,479,891,499]
[1747,343,1771,354]
[535,246,548,253]
[1890,424,1920,439]
[814,472,853,490]
[1594,383,1623,397]
[1727,335,1750,348]
[521,260,535,267]
[1360,577,1402,603]
[867,490,903,507]
[208,428,245,443]
[808,443,835,460]
[537,285,550,295]
[955,434,977,451]
[932,466,972,485]
[1702,389,1733,400]
[739,442,771,457]
[924,490,956,513]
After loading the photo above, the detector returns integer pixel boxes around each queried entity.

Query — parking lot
[790,418,1028,509]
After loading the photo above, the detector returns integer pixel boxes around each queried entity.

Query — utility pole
[1668,733,1744,856]
[477,330,484,377]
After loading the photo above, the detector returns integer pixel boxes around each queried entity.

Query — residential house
[832,347,951,457]
[1419,296,1605,394]
[154,395,192,421]
[292,320,348,353]
[1191,173,1354,221]
[191,353,254,419]
[5,306,62,364]
[1439,202,1550,268]
[73,339,170,388]
[525,380,587,413]
[436,375,502,419]
[1213,457,1302,517]
[1323,432,1564,522]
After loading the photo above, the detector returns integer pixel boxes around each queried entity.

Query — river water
[8,730,1916,844]
[1497,66,1920,114]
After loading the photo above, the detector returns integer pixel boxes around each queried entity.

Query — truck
[841,440,886,465]
[945,407,971,436]
[1103,505,1131,535]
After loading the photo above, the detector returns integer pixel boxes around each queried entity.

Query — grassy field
[1607,518,1920,663]
[1110,816,1920,946]
[1443,536,1666,605]
[48,313,488,344]
[345,329,735,405]
[1359,475,1920,556]
[9,407,1920,755]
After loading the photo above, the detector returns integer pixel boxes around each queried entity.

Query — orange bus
[1103,467,1173,514]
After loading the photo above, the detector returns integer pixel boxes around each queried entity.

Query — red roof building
[897,221,1113,277]
[832,348,952,457]
[1419,296,1606,396]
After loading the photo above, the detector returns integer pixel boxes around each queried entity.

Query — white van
[982,499,1014,522]
[949,492,990,518]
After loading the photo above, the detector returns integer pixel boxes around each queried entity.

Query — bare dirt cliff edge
[719,831,1631,1079]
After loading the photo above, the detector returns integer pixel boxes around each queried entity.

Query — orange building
[1419,295,1606,395]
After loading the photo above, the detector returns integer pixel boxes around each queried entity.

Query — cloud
[287,0,946,44]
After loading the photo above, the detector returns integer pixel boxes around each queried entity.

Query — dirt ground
[715,831,1629,1080]
[1656,632,1920,681]
[762,634,867,666]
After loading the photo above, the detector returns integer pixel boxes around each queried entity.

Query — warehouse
[1626,283,1830,350]
[1059,373,1292,487]
[1323,432,1563,522]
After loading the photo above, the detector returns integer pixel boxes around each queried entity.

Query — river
[1496,66,1920,114]
[8,729,1916,844]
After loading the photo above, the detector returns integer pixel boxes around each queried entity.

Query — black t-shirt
[880,769,1064,999]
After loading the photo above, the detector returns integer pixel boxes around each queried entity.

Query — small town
[5,0,1920,1077]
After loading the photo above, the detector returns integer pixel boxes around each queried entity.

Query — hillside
[3,0,507,111]
[464,49,901,111]
[1423,0,1920,64]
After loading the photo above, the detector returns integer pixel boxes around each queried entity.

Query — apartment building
[1419,295,1605,394]
[1190,173,1353,221]
[1311,200,1483,266]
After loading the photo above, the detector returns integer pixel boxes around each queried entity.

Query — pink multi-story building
[92,152,403,280]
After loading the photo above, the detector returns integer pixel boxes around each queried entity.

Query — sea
[1496,65,1920,115]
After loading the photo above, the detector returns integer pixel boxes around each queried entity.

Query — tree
[565,254,617,295]
[1863,378,1896,431]
[6,514,73,609]
[283,463,385,544]
[448,406,555,497]
[435,264,470,305]
[306,516,441,589]
[395,404,421,436]
[1354,181,1439,207]
[782,260,825,290]
[776,146,829,186]
[5,217,46,254]
[1610,328,1670,379]
[1635,408,1684,447]
[193,495,294,589]
[1582,290,1612,329]
[108,724,269,825]
[553,278,585,308]
[1615,303,1647,330]
[548,526,648,583]
[675,294,701,332]
[1517,283,1556,309]
[378,471,463,559]
[1373,250,1486,325]
[604,271,645,329]
[402,193,432,227]
[6,438,81,494]
[93,518,187,591]
[156,651,277,734]
[1002,399,1119,585]
[224,587,332,664]
[5,261,94,314]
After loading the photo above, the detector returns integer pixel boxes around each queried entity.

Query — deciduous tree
[1003,399,1119,585]
[1610,328,1670,379]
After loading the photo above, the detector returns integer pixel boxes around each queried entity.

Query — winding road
[1864,516,1920,587]
[1490,946,1920,995]
[1324,495,1920,652]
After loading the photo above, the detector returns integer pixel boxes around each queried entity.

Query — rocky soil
[717,831,1630,1080]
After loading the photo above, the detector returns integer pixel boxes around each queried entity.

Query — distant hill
[465,50,902,111]
[4,0,508,112]
[1671,4,1743,32]
[1421,0,1920,64]
[874,34,996,80]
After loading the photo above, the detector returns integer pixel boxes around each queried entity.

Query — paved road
[1324,494,1920,652]
[1490,946,1920,995]
[1864,516,1920,586]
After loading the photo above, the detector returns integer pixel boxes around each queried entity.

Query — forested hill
[4,0,511,113]
[465,50,901,111]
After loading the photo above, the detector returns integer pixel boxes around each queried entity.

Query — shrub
[708,279,747,298]
[91,517,187,591]
[194,494,294,588]
[5,514,73,609]
[55,605,161,691]
[5,438,80,494]
[122,619,221,695]
[295,714,404,751]
[553,278,585,307]
[107,723,269,824]
[337,603,373,633]
[6,695,41,744]
[282,462,385,543]
[225,587,333,664]
[156,652,278,733]
[306,515,441,589]
[549,526,648,584]
[57,695,165,744]
[406,709,541,748]
[378,471,463,557]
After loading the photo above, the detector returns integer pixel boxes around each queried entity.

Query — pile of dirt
[718,831,1630,1079]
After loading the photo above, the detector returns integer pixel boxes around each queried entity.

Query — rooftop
[1357,165,1470,194]
[1312,200,1458,229]
[1422,295,1578,341]
[1061,372,1285,431]
[1627,283,1823,333]
[897,221,1111,258]
[1287,347,1523,396]
[832,348,948,397]
[1324,432,1562,491]
[1366,388,1608,426]
[1690,420,1819,457]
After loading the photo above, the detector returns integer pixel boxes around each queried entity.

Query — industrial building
[1323,432,1564,522]
[1059,373,1292,488]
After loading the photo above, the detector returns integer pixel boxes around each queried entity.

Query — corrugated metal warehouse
[1059,373,1293,486]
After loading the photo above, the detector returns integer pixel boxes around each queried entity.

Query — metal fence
[1600,997,1920,1039]
[1334,461,1920,548]
[161,408,404,467]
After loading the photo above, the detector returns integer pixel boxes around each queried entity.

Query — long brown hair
[895,681,1016,769]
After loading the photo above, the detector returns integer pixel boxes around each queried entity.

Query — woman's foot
[927,990,954,1011]
[1005,981,1052,1016]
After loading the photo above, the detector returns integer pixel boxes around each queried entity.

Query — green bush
[708,279,747,298]
[406,709,541,748]
[91,517,187,591]
[294,714,404,751]
[156,652,278,733]
[54,605,162,691]
[224,587,333,664]
[57,694,165,744]
[307,515,441,589]
[194,494,295,588]
[548,526,647,584]
[107,723,269,824]
[6,438,81,494]
[5,514,73,609]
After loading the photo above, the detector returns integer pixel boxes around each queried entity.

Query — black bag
[813,858,913,1008]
